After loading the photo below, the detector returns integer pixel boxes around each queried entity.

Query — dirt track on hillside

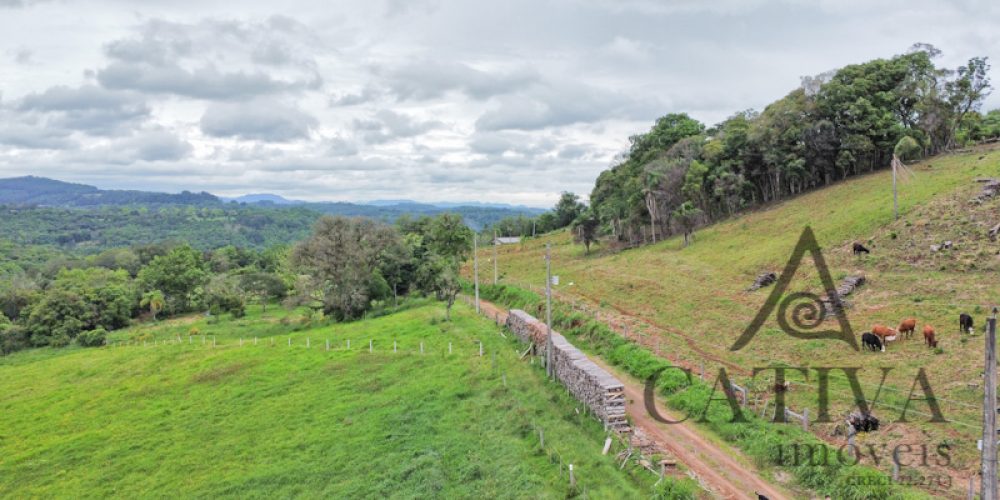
[470,296,793,500]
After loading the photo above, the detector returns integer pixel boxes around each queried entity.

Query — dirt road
[470,296,793,500]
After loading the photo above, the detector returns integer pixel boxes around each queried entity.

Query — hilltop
[474,144,1000,496]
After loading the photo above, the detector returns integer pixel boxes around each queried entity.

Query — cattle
[923,325,937,348]
[870,324,896,350]
[852,242,871,256]
[848,412,880,432]
[898,318,917,339]
[861,332,883,352]
[960,313,974,334]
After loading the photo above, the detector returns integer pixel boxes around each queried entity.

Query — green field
[0,302,685,498]
[472,145,1000,494]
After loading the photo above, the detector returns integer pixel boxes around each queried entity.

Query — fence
[492,278,985,432]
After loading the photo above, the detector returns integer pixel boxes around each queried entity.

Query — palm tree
[140,290,165,321]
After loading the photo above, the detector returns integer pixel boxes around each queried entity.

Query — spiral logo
[730,227,859,351]
[777,292,826,338]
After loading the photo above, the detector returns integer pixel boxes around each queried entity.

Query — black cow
[861,332,882,352]
[852,242,870,256]
[848,412,880,432]
[960,313,973,334]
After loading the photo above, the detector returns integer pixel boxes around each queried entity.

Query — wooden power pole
[545,243,553,379]
[493,230,498,285]
[892,158,899,220]
[983,307,998,500]
[473,235,480,314]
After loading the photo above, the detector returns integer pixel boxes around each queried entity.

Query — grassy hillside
[472,145,1000,493]
[0,302,681,498]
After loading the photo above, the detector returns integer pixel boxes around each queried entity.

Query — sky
[0,0,997,207]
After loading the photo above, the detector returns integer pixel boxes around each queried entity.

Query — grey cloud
[14,85,150,136]
[376,60,538,100]
[354,110,444,144]
[476,81,663,131]
[0,121,76,149]
[10,47,32,64]
[98,62,320,100]
[121,131,192,162]
[96,18,323,100]
[200,99,318,141]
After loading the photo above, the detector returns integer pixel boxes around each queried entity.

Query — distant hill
[0,176,543,230]
[222,193,300,205]
[0,176,218,207]
[0,177,548,254]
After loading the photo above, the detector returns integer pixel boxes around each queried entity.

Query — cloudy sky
[0,0,997,207]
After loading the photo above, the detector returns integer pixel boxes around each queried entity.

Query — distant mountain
[0,176,219,207]
[223,193,301,205]
[0,177,546,237]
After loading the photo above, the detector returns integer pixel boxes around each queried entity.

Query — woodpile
[820,274,865,316]
[506,309,629,431]
[746,271,777,292]
[972,178,1000,205]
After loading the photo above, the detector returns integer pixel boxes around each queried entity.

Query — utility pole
[473,234,480,314]
[493,230,498,285]
[532,220,536,237]
[983,306,998,500]
[545,243,553,379]
[892,158,899,220]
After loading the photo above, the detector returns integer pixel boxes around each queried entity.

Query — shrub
[894,136,922,162]
[188,327,200,336]
[77,328,107,347]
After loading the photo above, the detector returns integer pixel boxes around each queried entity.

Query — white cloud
[0,0,996,207]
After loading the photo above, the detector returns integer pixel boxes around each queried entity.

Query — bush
[77,328,107,347]
[894,136,922,162]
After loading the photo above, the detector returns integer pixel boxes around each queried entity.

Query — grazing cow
[861,332,883,352]
[871,324,896,351]
[898,318,917,339]
[852,242,871,256]
[923,325,937,348]
[960,313,974,334]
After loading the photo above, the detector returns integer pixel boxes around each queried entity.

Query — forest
[586,44,997,246]
[0,213,473,356]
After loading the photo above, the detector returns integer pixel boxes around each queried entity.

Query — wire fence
[486,277,988,432]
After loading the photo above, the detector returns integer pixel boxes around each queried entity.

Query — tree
[571,209,600,254]
[552,192,586,229]
[894,136,922,162]
[672,202,702,247]
[425,213,473,261]
[205,274,246,318]
[292,216,403,321]
[137,245,208,314]
[416,254,461,320]
[946,56,992,148]
[140,290,165,321]
[239,272,286,313]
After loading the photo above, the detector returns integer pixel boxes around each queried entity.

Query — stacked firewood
[505,309,629,431]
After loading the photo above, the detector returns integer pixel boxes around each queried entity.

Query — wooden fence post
[369,339,373,353]
[569,464,575,488]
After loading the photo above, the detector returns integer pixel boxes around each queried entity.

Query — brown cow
[898,318,917,339]
[923,325,937,348]
[871,324,896,352]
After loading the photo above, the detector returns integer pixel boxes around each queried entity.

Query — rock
[943,240,953,250]
[747,272,777,292]
[930,244,941,252]
[989,222,1000,242]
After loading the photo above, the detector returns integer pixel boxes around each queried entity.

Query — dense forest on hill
[588,44,998,247]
